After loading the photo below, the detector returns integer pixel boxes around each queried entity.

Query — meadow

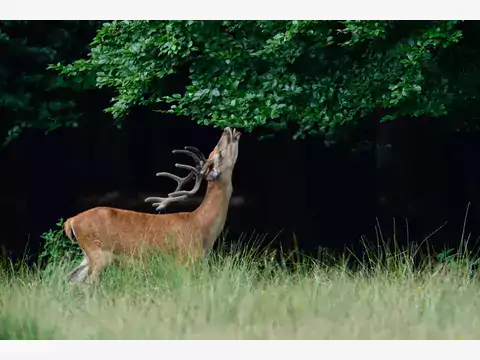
[1,239,480,340]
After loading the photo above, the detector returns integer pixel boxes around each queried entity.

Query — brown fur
[65,127,240,284]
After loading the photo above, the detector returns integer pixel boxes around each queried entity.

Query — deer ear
[201,158,220,181]
[206,169,219,181]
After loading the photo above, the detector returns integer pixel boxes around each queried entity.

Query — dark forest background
[2,20,480,261]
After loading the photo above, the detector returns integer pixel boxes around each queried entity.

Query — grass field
[1,245,480,340]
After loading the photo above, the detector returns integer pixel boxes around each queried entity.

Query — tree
[53,21,480,140]
[0,20,102,145]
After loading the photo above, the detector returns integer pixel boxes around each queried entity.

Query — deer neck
[193,178,233,250]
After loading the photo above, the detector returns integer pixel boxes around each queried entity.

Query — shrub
[39,218,82,267]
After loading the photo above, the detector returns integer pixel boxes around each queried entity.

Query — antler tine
[172,149,203,167]
[146,195,188,212]
[184,146,207,163]
[154,171,195,192]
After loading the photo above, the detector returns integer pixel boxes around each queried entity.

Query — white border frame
[2,0,479,20]
[0,340,479,359]
[1,3,480,354]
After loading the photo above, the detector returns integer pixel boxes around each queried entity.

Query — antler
[144,147,208,212]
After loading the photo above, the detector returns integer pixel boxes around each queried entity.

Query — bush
[39,218,82,267]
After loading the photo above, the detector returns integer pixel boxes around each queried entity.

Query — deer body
[65,127,240,283]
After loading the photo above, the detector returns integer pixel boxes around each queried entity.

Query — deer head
[203,127,241,182]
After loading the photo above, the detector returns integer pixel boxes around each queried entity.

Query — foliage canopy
[54,20,480,140]
[3,21,479,143]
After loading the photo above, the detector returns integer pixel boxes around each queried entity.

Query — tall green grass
[1,239,480,340]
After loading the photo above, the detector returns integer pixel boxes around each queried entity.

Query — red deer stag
[64,127,241,283]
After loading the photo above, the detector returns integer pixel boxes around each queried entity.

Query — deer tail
[64,218,77,243]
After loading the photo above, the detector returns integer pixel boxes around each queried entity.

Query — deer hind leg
[86,249,114,284]
[68,252,90,284]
